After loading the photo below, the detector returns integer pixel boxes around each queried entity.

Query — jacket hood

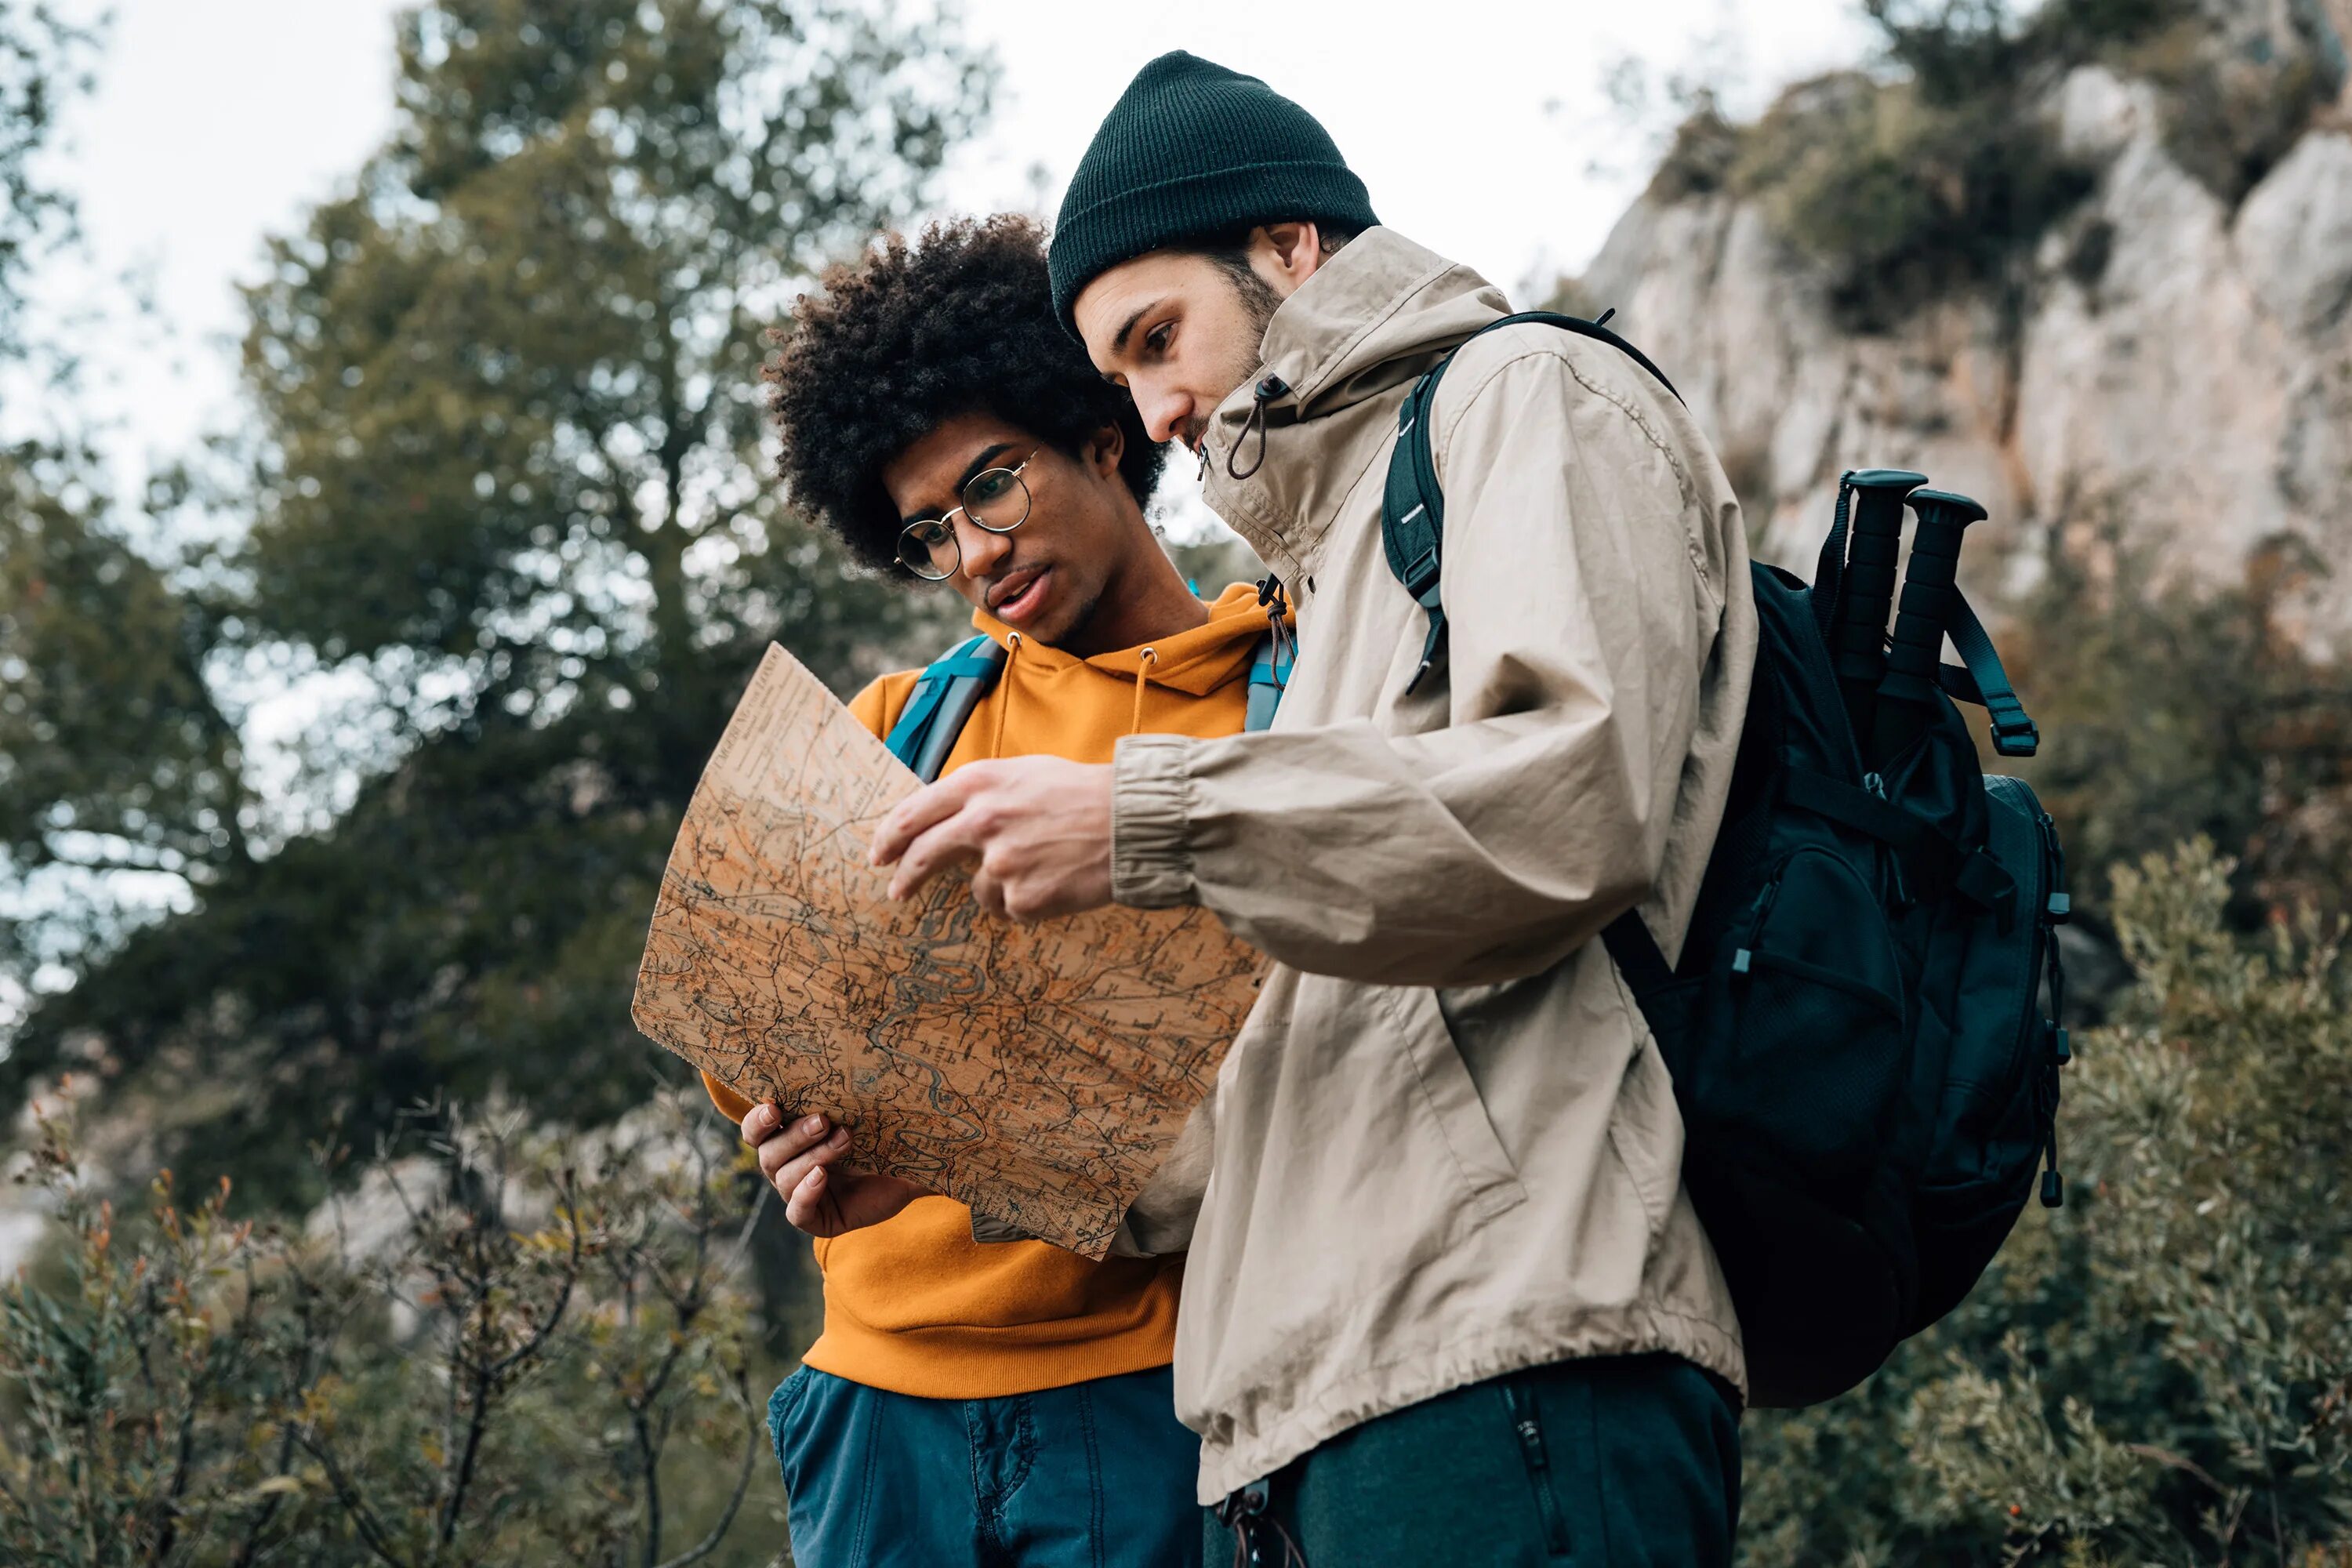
[1200,227,1512,573]
[967,579,1276,699]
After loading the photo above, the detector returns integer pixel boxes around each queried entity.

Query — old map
[631,644,1264,1258]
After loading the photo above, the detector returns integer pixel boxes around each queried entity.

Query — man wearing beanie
[870,51,1759,1566]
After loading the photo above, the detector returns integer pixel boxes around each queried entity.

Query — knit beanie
[1048,51,1379,336]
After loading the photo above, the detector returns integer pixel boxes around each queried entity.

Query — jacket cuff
[1111,734,1199,909]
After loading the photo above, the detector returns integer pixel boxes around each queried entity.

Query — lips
[989,565,1052,625]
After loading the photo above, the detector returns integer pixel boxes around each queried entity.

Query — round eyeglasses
[896,450,1040,580]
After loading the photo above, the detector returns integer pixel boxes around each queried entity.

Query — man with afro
[713,213,1283,1568]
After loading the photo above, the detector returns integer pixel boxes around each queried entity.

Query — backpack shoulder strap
[1244,627,1292,731]
[882,633,1007,782]
[1377,310,1689,973]
[1381,310,1685,694]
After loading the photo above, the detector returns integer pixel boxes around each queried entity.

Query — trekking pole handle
[1831,470,1926,682]
[1882,488,1989,694]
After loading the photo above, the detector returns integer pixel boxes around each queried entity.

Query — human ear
[1083,423,1126,479]
[1256,221,1327,295]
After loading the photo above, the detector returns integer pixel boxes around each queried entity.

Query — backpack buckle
[1990,711,2040,758]
[1397,521,1442,603]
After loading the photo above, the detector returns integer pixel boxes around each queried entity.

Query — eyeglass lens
[898,463,1032,579]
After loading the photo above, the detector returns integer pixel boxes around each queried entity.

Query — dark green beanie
[1048,51,1378,337]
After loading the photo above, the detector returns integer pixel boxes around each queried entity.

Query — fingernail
[753,1105,775,1128]
[805,1166,826,1189]
[803,1115,825,1135]
[828,1127,850,1146]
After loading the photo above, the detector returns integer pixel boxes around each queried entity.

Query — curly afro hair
[764,214,1167,575]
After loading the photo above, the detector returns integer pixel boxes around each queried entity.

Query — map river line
[631,644,1265,1258]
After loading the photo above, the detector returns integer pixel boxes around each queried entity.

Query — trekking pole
[1870,488,1987,763]
[1826,469,1927,751]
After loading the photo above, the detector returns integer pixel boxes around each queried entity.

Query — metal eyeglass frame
[896,448,1041,581]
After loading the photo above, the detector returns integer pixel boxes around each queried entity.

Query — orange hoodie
[702,581,1277,1399]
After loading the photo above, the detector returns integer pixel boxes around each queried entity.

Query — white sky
[28,0,1875,484]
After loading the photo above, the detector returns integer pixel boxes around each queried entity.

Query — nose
[954,513,1014,583]
[1134,377,1193,447]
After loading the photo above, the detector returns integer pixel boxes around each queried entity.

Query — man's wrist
[1109,734,1198,909]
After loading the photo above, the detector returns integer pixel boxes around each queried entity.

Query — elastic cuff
[1111,734,1198,909]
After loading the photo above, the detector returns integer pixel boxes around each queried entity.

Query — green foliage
[1997,527,2352,934]
[2130,18,2334,205]
[1,448,256,965]
[0,1087,793,1567]
[1740,840,2352,1565]
[0,0,98,371]
[1731,66,2095,329]
[2,1,984,1218]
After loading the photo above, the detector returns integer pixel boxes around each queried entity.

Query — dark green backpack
[1382,311,2071,1407]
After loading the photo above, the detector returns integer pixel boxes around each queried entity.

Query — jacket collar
[1200,227,1512,575]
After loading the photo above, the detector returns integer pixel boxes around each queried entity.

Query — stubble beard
[1186,260,1284,456]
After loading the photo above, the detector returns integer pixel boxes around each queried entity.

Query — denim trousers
[767,1363,1202,1568]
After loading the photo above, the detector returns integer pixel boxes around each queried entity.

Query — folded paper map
[630,643,1265,1258]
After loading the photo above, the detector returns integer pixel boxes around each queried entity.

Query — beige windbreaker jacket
[1107,228,1762,1504]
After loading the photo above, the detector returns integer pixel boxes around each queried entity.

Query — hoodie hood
[967,579,1276,699]
[1198,227,1512,576]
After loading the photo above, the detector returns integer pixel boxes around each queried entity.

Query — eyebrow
[1109,296,1167,358]
[898,441,1018,528]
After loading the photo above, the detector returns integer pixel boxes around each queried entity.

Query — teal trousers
[1201,1353,1740,1567]
[768,1363,1200,1567]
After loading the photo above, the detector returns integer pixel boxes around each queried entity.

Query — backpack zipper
[2035,805,2070,1207]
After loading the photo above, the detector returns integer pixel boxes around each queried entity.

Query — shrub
[1995,523,2352,935]
[1740,838,2352,1566]
[1733,69,2095,328]
[1684,0,2213,328]
[0,1091,789,1567]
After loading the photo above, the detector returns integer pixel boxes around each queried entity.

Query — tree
[0,0,96,370]
[1,2,244,996]
[2,1,985,1220]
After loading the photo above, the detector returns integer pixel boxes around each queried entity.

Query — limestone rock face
[1577,60,2352,628]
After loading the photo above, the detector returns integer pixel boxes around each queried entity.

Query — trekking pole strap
[1940,592,2039,757]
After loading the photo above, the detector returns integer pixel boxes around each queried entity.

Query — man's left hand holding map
[630,643,1263,1260]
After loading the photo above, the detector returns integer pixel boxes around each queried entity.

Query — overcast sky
[29,0,1874,485]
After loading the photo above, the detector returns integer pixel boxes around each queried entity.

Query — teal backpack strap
[1244,627,1293,731]
[1381,309,1684,694]
[883,633,1007,783]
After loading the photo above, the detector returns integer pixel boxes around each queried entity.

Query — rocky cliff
[1577,0,2352,630]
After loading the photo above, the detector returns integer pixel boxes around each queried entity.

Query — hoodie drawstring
[1127,646,1160,737]
[988,632,1022,760]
